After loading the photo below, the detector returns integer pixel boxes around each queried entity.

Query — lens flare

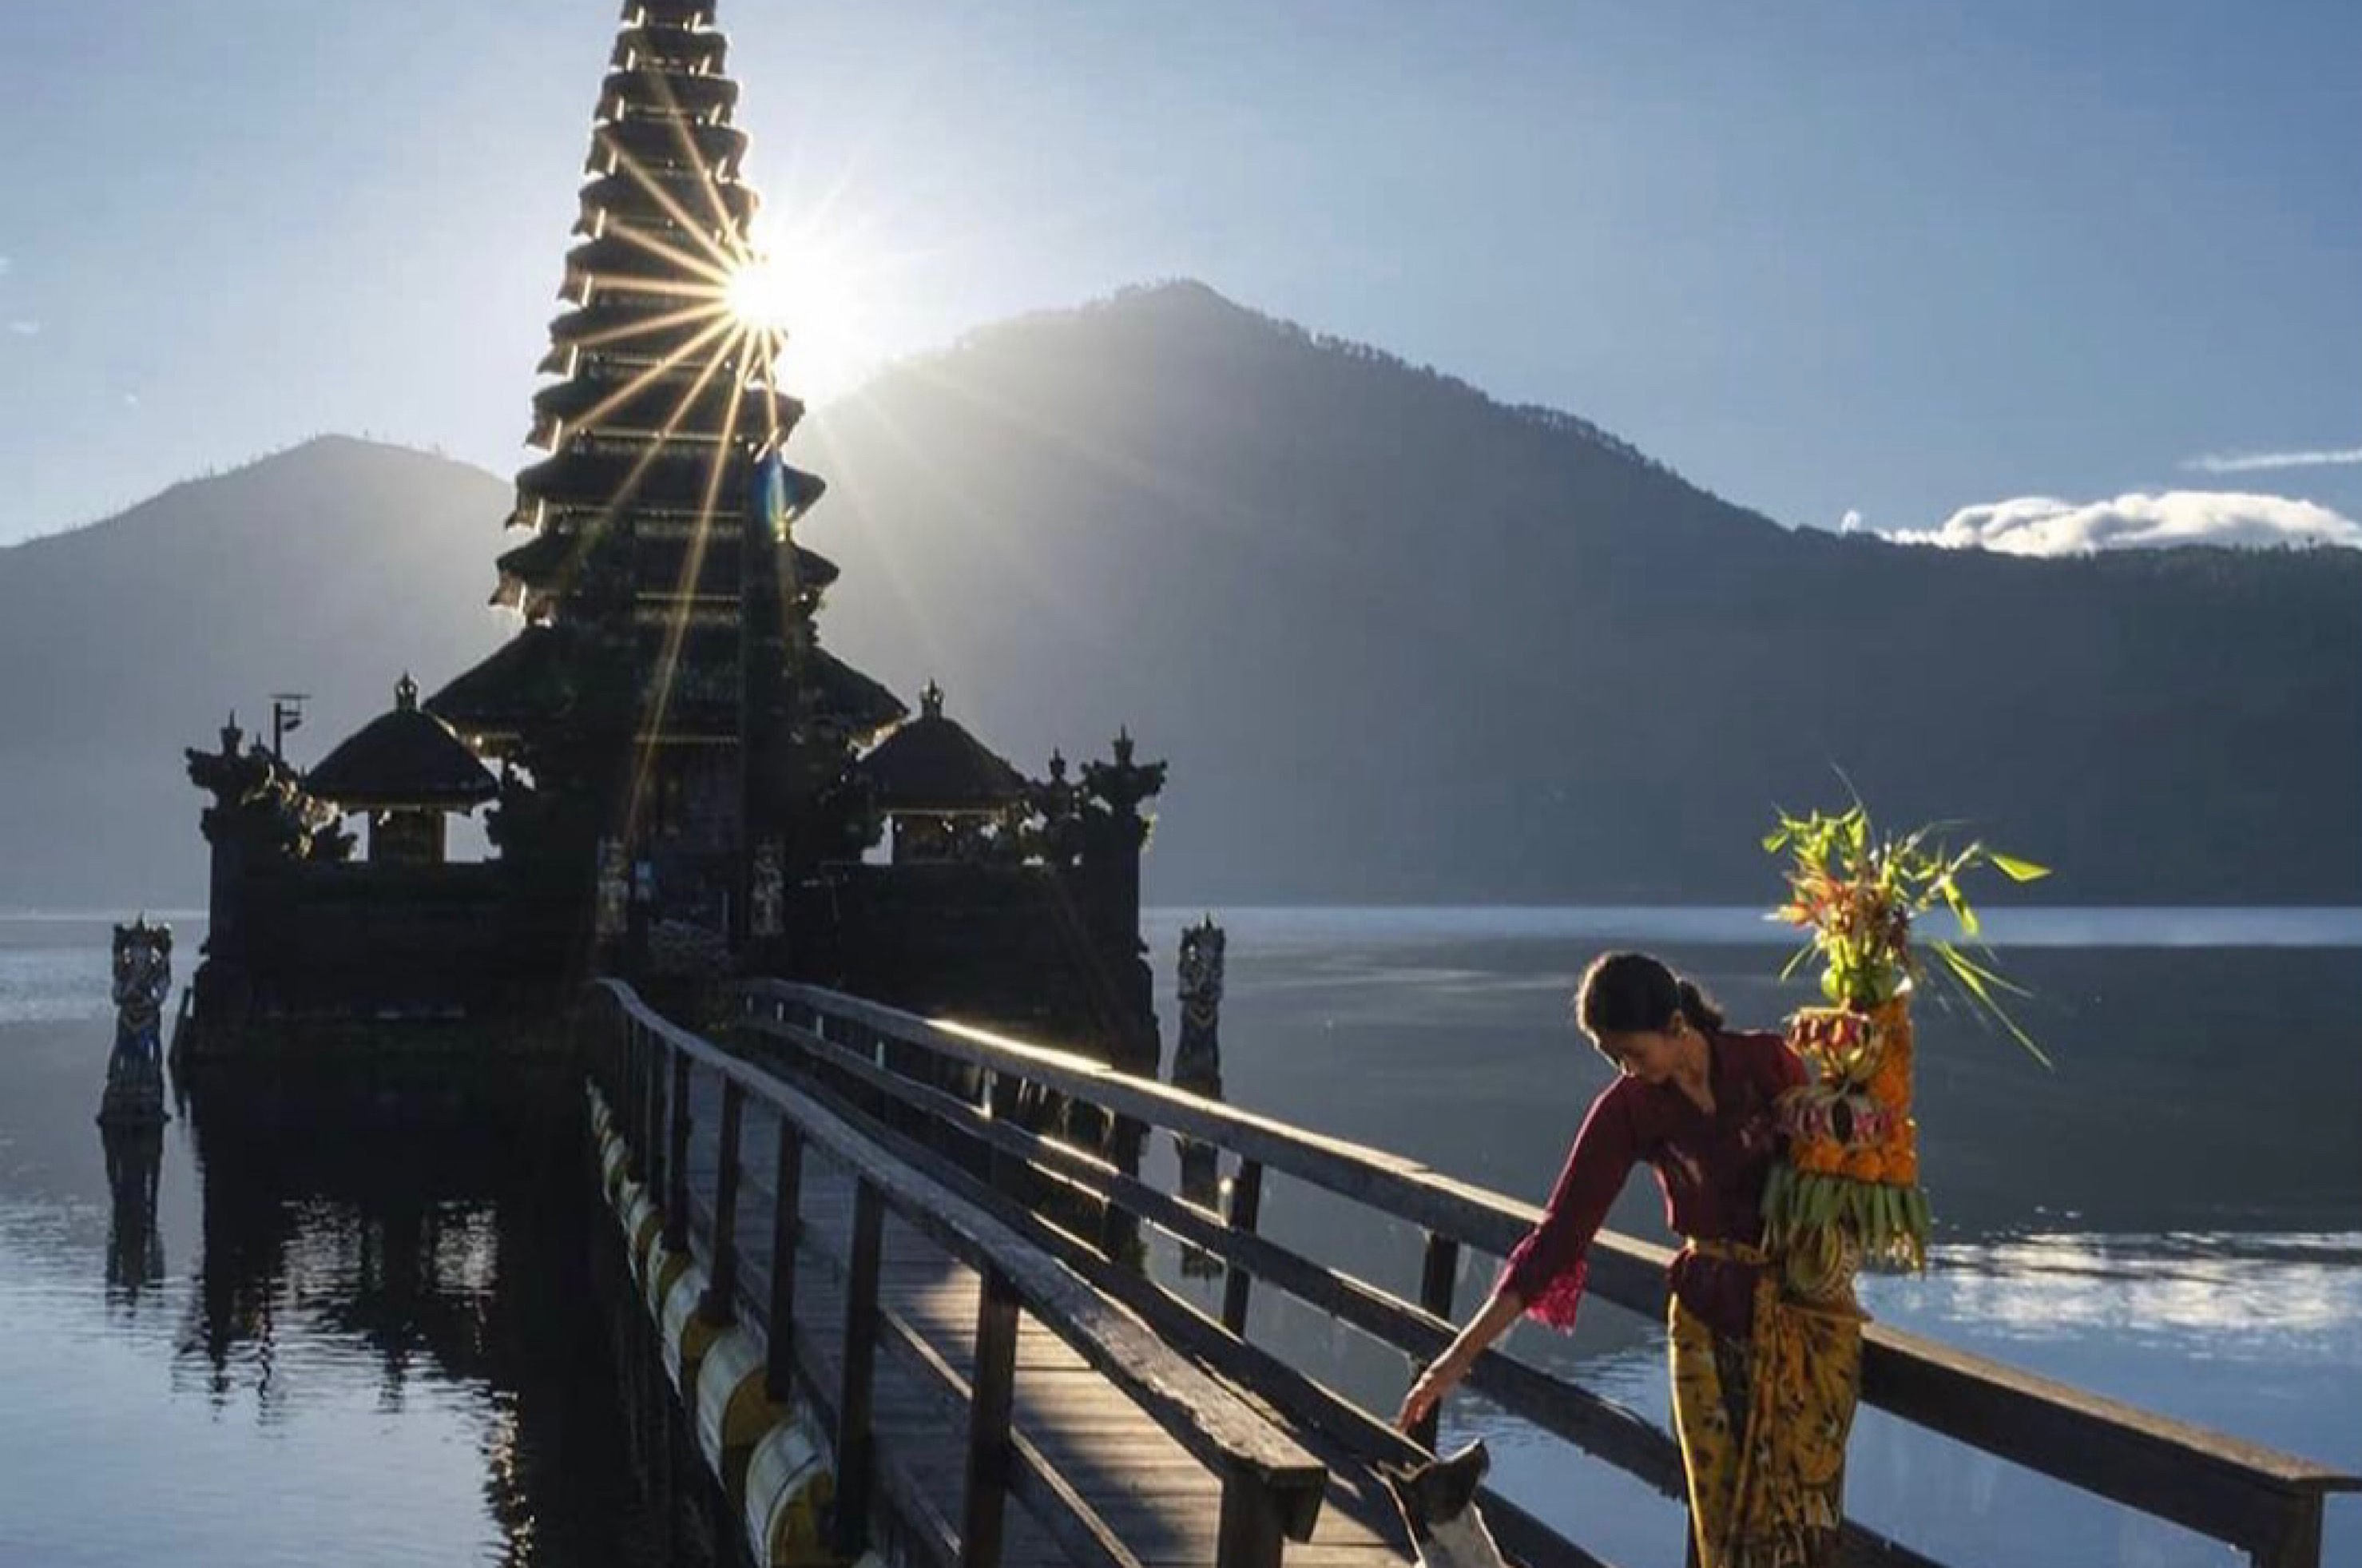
[724,223,876,403]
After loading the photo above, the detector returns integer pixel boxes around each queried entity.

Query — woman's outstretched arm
[1396,1286,1525,1431]
[1395,1087,1639,1433]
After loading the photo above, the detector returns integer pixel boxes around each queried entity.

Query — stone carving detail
[99,917,173,1127]
[184,717,353,863]
[1173,916,1225,1098]
[1028,748,1084,867]
[595,836,629,937]
[751,837,785,938]
[1081,728,1168,854]
[1172,915,1227,1269]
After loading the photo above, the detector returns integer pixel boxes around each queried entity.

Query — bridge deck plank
[664,1070,1412,1568]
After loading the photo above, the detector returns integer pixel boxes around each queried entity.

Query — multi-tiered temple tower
[184,1,1166,1085]
[430,0,902,945]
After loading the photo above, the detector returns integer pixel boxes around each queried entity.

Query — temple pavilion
[859,682,1031,864]
[304,674,498,866]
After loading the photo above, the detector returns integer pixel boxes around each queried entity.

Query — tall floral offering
[1757,804,2050,1300]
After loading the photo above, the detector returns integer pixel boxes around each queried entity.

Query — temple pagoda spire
[431,0,903,947]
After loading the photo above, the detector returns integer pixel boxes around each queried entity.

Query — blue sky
[2,0,2356,547]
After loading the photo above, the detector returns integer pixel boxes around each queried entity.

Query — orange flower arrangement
[1757,800,2050,1284]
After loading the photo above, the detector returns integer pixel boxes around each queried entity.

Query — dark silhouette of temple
[181,0,1164,1080]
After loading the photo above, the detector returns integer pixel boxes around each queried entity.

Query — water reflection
[164,1058,665,1562]
[176,1070,509,1418]
[101,1122,166,1306]
[0,991,680,1566]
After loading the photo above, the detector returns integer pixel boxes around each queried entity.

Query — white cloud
[1885,491,2362,557]
[2183,447,2362,474]
[1838,508,1865,535]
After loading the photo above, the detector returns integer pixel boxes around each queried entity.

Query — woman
[1395,951,1862,1568]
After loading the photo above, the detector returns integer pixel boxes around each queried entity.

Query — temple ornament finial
[395,672,419,711]
[920,679,945,720]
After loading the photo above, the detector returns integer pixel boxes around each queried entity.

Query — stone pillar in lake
[98,917,172,1127]
[1172,916,1227,1278]
[1171,916,1227,1194]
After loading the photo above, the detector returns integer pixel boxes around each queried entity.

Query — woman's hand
[1395,1355,1466,1433]
[1398,1290,1520,1434]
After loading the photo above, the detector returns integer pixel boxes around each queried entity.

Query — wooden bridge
[584,979,2356,1568]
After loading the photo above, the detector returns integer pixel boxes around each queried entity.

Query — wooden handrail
[591,980,1331,1556]
[741,978,2359,1568]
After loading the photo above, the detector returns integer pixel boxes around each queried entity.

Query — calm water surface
[0,917,674,1567]
[1140,907,2362,1568]
[3,911,2357,1566]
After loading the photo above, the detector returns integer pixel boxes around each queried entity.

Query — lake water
[0,916,681,1566]
[3,909,2357,1566]
[1137,907,2362,1568]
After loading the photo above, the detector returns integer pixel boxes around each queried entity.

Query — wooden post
[1215,1467,1288,1568]
[983,1070,1021,1200]
[1097,1112,1146,1263]
[665,1051,693,1252]
[701,1078,746,1324]
[1221,1159,1264,1336]
[764,1115,805,1401]
[1409,1230,1461,1451]
[834,1178,885,1557]
[961,1264,1022,1568]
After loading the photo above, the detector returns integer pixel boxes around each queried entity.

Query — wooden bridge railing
[739,979,2358,1568]
[590,979,1331,1568]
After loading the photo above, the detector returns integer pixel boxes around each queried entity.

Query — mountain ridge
[4,284,2355,907]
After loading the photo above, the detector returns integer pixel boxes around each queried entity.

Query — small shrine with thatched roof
[857,682,1030,864]
[305,675,498,866]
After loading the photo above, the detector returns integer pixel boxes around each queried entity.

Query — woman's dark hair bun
[1674,978,1727,1032]
[1575,951,1725,1037]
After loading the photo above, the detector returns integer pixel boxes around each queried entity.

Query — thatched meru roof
[626,0,719,29]
[573,170,759,236]
[586,117,745,181]
[307,675,498,811]
[610,25,728,75]
[528,375,800,450]
[596,68,740,123]
[812,648,908,740]
[428,627,576,736]
[515,447,826,512]
[491,526,840,597]
[855,681,1027,812]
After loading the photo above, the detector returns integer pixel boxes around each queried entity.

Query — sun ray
[624,324,752,845]
[603,144,746,277]
[558,309,740,442]
[651,69,743,241]
[558,296,729,355]
[756,331,786,445]
[543,320,744,609]
[595,142,741,271]
[601,219,737,289]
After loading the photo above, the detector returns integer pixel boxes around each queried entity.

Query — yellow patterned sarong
[1668,1242,1863,1568]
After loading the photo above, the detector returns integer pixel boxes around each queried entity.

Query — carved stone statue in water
[1172,915,1227,1235]
[99,917,173,1127]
